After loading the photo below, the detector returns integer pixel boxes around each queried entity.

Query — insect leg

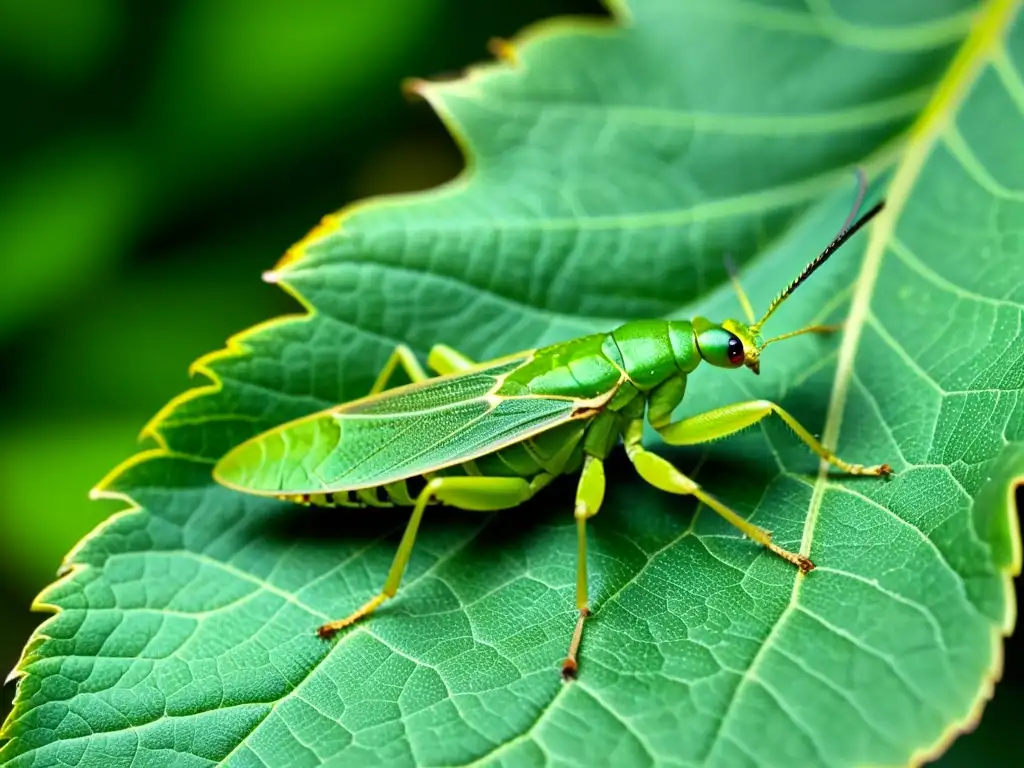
[368,345,430,394]
[316,475,539,639]
[623,419,814,572]
[655,400,892,476]
[427,344,477,375]
[562,454,605,680]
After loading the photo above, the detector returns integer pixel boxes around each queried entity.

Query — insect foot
[561,660,578,681]
[848,461,893,477]
[317,593,388,639]
[561,608,591,681]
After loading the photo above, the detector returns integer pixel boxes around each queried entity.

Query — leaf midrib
[807,0,1020,553]
[693,0,978,51]
[701,2,1020,764]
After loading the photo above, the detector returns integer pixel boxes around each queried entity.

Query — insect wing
[214,355,583,495]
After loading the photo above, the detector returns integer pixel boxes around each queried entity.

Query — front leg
[622,420,812,572]
[427,344,477,375]
[656,400,892,477]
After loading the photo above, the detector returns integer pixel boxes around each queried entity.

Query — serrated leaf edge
[0,0,627,752]
[2,3,1019,767]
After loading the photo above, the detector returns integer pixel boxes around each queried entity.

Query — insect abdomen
[497,333,622,399]
[281,421,591,510]
[473,419,589,478]
[279,480,416,508]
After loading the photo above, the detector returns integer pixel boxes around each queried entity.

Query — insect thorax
[269,320,706,511]
[606,319,700,390]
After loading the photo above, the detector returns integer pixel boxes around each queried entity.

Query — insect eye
[727,335,745,366]
[695,326,747,369]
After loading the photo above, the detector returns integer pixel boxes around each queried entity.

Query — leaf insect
[214,187,891,679]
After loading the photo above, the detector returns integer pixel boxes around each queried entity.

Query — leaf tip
[89,449,166,501]
[401,34,522,104]
[400,76,432,102]
[271,213,343,274]
[4,664,23,687]
[486,37,519,65]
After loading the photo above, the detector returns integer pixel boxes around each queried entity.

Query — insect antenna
[724,253,756,324]
[840,166,869,230]
[752,199,885,334]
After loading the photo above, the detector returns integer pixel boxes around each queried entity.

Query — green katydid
[214,198,891,679]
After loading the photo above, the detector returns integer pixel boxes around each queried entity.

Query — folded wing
[214,355,585,494]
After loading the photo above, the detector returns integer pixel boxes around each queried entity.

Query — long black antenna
[840,167,869,230]
[754,200,885,330]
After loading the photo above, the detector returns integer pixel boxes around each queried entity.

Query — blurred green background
[0,1,1018,763]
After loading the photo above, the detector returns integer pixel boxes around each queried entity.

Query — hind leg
[317,475,544,638]
[561,454,606,679]
[624,419,814,572]
[427,344,477,374]
[369,345,430,393]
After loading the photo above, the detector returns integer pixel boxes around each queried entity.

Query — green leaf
[3,1,1022,766]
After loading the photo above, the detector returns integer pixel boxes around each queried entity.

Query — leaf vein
[943,124,1024,200]
[468,87,931,135]
[795,604,949,720]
